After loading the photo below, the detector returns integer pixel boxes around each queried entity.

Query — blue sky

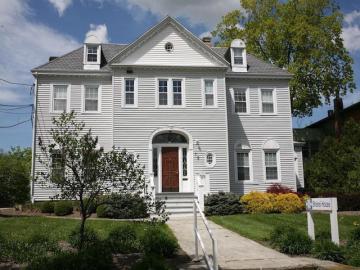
[0,0,359,150]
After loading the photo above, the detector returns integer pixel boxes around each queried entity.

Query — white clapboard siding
[226,78,297,194]
[121,25,218,67]
[113,68,230,193]
[295,145,305,188]
[32,75,114,201]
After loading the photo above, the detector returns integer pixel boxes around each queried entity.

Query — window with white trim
[173,79,182,106]
[125,79,135,105]
[158,79,168,105]
[84,85,99,112]
[265,151,278,180]
[87,46,98,62]
[53,85,68,112]
[152,148,158,177]
[261,89,275,113]
[204,79,214,106]
[182,148,187,177]
[51,151,65,181]
[236,151,250,181]
[234,88,247,113]
[233,48,244,65]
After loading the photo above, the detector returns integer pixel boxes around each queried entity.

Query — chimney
[202,37,212,47]
[49,56,58,61]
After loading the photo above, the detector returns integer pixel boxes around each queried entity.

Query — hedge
[204,192,242,216]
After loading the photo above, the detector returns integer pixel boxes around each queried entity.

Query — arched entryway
[149,128,193,193]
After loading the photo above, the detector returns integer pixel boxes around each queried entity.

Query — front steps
[156,192,196,216]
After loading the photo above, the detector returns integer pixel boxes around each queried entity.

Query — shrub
[345,240,360,267]
[140,225,178,258]
[96,193,148,219]
[312,239,345,263]
[0,233,59,263]
[54,201,73,216]
[266,184,294,194]
[273,193,304,213]
[204,192,242,216]
[69,226,100,249]
[40,201,55,213]
[240,191,276,213]
[108,224,140,253]
[270,225,312,255]
[27,244,113,270]
[131,254,171,270]
[73,198,96,214]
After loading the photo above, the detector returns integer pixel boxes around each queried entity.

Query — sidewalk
[168,215,348,270]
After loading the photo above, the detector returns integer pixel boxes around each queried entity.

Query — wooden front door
[162,147,179,192]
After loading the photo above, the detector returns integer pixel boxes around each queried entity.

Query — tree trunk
[79,197,86,251]
[334,93,343,139]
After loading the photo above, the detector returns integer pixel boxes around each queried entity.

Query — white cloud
[48,0,73,16]
[0,89,25,104]
[85,24,109,43]
[0,0,79,103]
[342,10,360,52]
[114,0,242,28]
[344,10,360,25]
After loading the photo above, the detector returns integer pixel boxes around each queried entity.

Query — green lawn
[209,213,360,244]
[0,216,173,242]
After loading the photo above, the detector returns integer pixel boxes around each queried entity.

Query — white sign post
[306,197,339,245]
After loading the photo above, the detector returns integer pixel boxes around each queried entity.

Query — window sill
[122,105,138,108]
[236,180,258,184]
[265,180,281,183]
[259,113,277,116]
[81,111,102,115]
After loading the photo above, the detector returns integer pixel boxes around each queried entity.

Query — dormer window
[233,48,243,65]
[83,43,101,70]
[87,46,98,62]
[230,39,247,72]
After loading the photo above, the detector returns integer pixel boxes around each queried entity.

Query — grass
[0,216,174,243]
[209,213,360,244]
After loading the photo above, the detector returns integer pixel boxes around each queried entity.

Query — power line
[0,109,32,115]
[0,119,31,128]
[0,103,33,107]
[0,78,33,87]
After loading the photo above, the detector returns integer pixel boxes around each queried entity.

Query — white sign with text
[306,197,339,245]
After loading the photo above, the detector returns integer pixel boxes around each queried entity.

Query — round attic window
[165,42,174,52]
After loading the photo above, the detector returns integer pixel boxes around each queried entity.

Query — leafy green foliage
[54,201,73,216]
[27,244,113,270]
[140,225,178,258]
[0,147,31,206]
[305,120,360,193]
[204,192,242,216]
[312,239,345,263]
[40,201,55,213]
[107,224,140,253]
[69,225,100,249]
[96,193,148,219]
[270,225,312,255]
[212,0,355,117]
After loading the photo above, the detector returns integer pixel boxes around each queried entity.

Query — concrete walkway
[168,215,346,270]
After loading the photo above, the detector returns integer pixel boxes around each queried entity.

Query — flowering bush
[240,191,276,213]
[266,184,295,194]
[273,193,304,213]
[240,191,306,214]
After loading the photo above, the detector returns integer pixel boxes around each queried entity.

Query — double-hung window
[236,151,250,181]
[125,78,135,106]
[158,79,168,106]
[87,46,98,62]
[204,79,215,106]
[265,151,278,180]
[233,48,243,65]
[51,151,65,182]
[53,85,68,112]
[234,88,247,113]
[261,89,275,113]
[173,79,182,106]
[84,85,99,112]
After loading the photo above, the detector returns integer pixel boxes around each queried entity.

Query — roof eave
[226,72,293,79]
[31,70,112,77]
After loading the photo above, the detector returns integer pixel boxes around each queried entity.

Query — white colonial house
[31,16,304,214]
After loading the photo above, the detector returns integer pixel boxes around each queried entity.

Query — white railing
[194,199,218,270]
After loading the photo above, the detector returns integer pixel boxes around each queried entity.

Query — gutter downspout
[30,76,38,203]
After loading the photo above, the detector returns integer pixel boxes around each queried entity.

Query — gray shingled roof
[32,43,291,77]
